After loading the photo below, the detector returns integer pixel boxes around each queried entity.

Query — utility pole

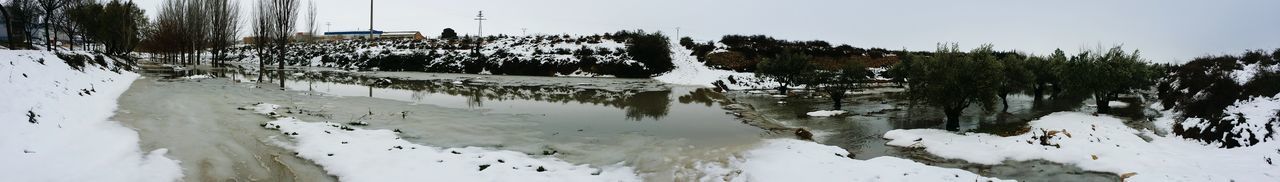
[676,27,681,39]
[326,22,331,32]
[522,28,527,36]
[474,11,486,37]
[369,0,374,40]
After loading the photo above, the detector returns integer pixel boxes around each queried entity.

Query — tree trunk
[1033,85,1045,102]
[777,85,789,96]
[277,46,285,89]
[830,90,845,110]
[1095,95,1110,114]
[944,107,962,131]
[258,47,265,83]
[44,15,51,51]
[1000,93,1010,113]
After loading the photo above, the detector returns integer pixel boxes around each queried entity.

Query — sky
[131,0,1280,63]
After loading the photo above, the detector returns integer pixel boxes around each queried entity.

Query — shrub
[1158,49,1280,148]
[706,52,753,71]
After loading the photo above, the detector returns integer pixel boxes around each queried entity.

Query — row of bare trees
[140,0,239,65]
[3,0,144,54]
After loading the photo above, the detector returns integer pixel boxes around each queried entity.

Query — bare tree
[305,0,316,43]
[267,0,299,88]
[208,0,240,66]
[36,0,70,50]
[252,0,271,82]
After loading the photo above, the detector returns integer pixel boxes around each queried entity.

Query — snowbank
[884,112,1280,181]
[653,43,754,88]
[252,104,641,182]
[699,139,1008,182]
[1107,101,1130,108]
[0,50,182,181]
[806,110,847,117]
[180,74,211,79]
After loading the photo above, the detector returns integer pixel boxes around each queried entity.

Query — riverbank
[0,50,182,181]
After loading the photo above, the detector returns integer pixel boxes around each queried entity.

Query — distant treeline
[680,35,906,72]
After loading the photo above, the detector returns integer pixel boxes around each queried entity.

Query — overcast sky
[132,0,1280,63]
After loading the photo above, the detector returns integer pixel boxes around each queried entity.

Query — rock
[795,128,814,141]
[1120,172,1138,181]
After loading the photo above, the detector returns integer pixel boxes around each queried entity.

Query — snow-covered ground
[806,110,848,117]
[697,139,1008,182]
[884,110,1280,181]
[0,50,183,181]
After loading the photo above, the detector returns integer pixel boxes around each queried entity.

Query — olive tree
[808,61,871,110]
[1059,46,1154,114]
[756,51,815,95]
[903,43,1003,131]
[996,52,1034,112]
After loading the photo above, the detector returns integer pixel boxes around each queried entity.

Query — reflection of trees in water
[622,91,670,121]
[275,72,678,121]
[677,88,729,107]
[888,91,1093,130]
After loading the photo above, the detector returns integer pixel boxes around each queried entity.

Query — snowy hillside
[0,51,182,181]
[1157,50,1280,148]
[232,32,670,78]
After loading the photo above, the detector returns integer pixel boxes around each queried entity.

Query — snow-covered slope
[0,51,182,181]
[653,42,753,88]
[884,111,1280,181]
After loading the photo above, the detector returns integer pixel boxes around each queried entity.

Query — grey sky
[133,0,1280,63]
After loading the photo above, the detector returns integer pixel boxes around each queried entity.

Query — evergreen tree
[440,28,458,39]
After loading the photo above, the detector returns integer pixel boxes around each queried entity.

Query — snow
[653,42,754,88]
[243,103,282,115]
[1231,64,1260,84]
[806,110,847,117]
[180,74,211,79]
[253,103,642,182]
[883,112,1280,181]
[1107,101,1130,108]
[0,50,183,181]
[698,139,1009,182]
